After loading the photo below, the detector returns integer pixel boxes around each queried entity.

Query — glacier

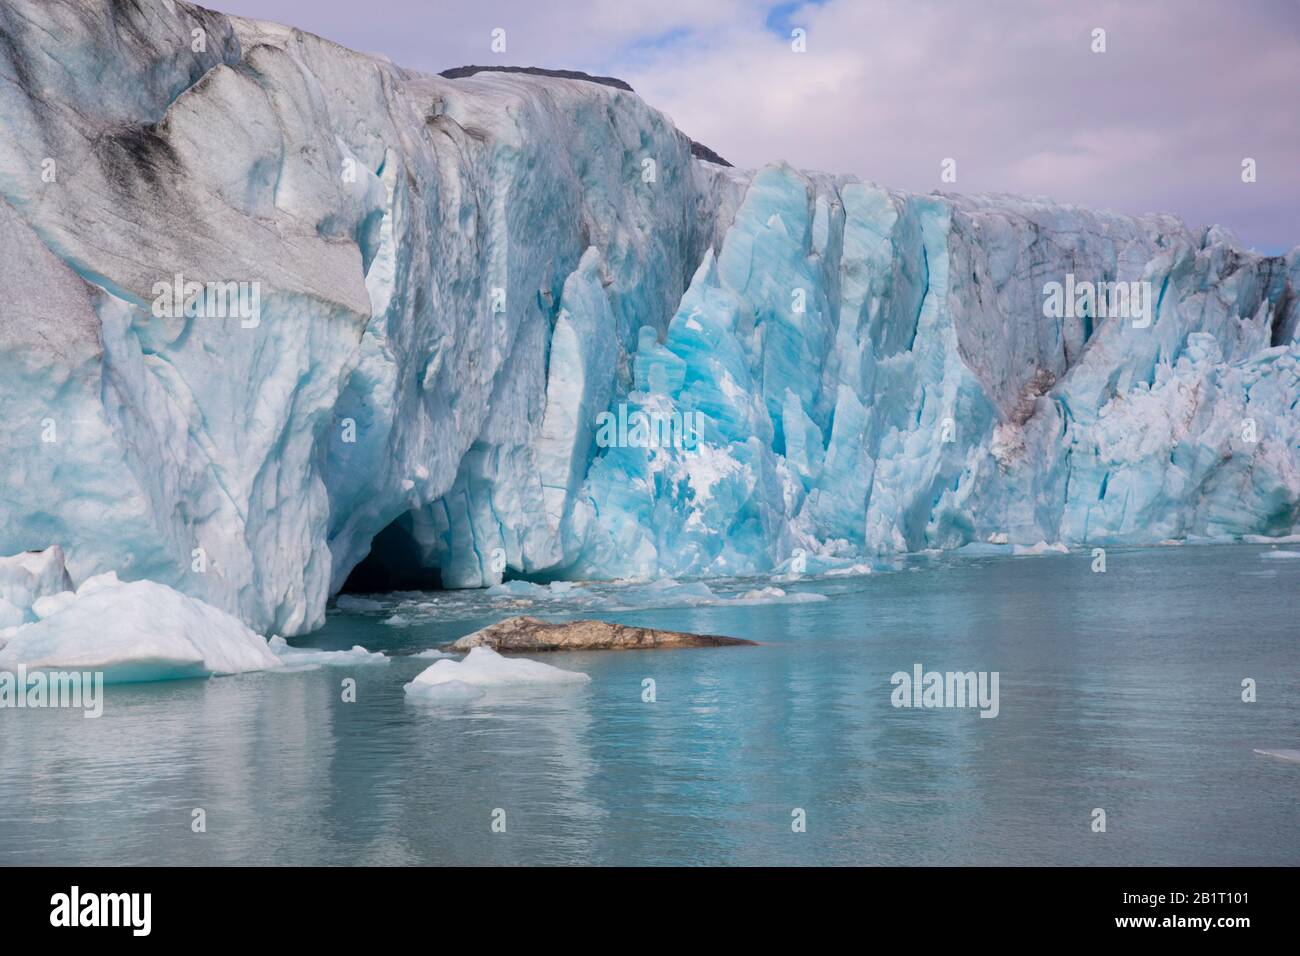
[1,0,1297,638]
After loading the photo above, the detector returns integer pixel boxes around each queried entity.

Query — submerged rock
[450,615,757,652]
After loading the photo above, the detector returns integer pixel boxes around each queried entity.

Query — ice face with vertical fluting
[0,0,1296,637]
[0,547,74,628]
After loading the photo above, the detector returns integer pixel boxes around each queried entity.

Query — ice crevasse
[0,0,1296,637]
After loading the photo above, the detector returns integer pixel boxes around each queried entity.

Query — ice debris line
[1,0,1298,637]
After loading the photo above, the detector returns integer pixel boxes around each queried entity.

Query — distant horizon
[210,0,1300,254]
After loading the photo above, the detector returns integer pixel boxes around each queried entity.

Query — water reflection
[1,545,1296,865]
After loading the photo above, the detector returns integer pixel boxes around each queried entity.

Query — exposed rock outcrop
[450,615,756,652]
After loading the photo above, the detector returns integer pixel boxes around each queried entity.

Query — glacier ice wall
[0,0,1297,635]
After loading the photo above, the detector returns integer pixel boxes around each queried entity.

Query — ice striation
[0,0,1297,637]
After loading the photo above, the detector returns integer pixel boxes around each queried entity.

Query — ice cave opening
[339,515,443,593]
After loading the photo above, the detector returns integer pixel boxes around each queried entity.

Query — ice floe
[1253,748,1300,763]
[267,636,389,668]
[404,646,589,702]
[0,572,280,683]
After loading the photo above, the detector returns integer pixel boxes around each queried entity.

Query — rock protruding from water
[449,616,756,652]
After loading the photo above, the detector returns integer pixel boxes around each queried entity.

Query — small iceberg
[404,646,589,702]
[334,595,387,612]
[1012,541,1070,556]
[0,571,280,683]
[267,636,389,667]
[731,586,826,605]
[823,563,874,578]
[1259,550,1300,560]
[1243,533,1300,544]
[1253,748,1300,763]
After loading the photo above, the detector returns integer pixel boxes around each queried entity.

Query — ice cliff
[1,0,1297,635]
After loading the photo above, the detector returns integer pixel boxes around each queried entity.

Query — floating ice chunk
[823,563,874,578]
[412,647,456,659]
[403,646,589,700]
[486,580,555,600]
[1259,550,1300,559]
[1253,748,1300,763]
[1244,534,1300,544]
[383,614,415,627]
[334,595,386,612]
[731,586,828,604]
[956,542,1013,556]
[267,635,389,666]
[486,580,586,602]
[0,578,280,683]
[772,552,877,579]
[1012,541,1070,556]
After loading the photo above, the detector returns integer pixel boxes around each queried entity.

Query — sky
[210,0,1299,252]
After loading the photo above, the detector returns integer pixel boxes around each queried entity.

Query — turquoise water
[1,544,1297,866]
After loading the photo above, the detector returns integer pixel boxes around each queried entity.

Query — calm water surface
[2,544,1296,865]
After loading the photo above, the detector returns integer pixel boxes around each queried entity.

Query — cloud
[212,0,1299,250]
[621,0,1300,250]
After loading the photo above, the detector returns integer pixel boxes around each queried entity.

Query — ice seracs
[0,0,1296,636]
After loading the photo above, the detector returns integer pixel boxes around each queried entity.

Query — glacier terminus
[0,0,1297,647]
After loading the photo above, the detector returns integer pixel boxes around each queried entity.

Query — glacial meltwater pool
[2,544,1297,866]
